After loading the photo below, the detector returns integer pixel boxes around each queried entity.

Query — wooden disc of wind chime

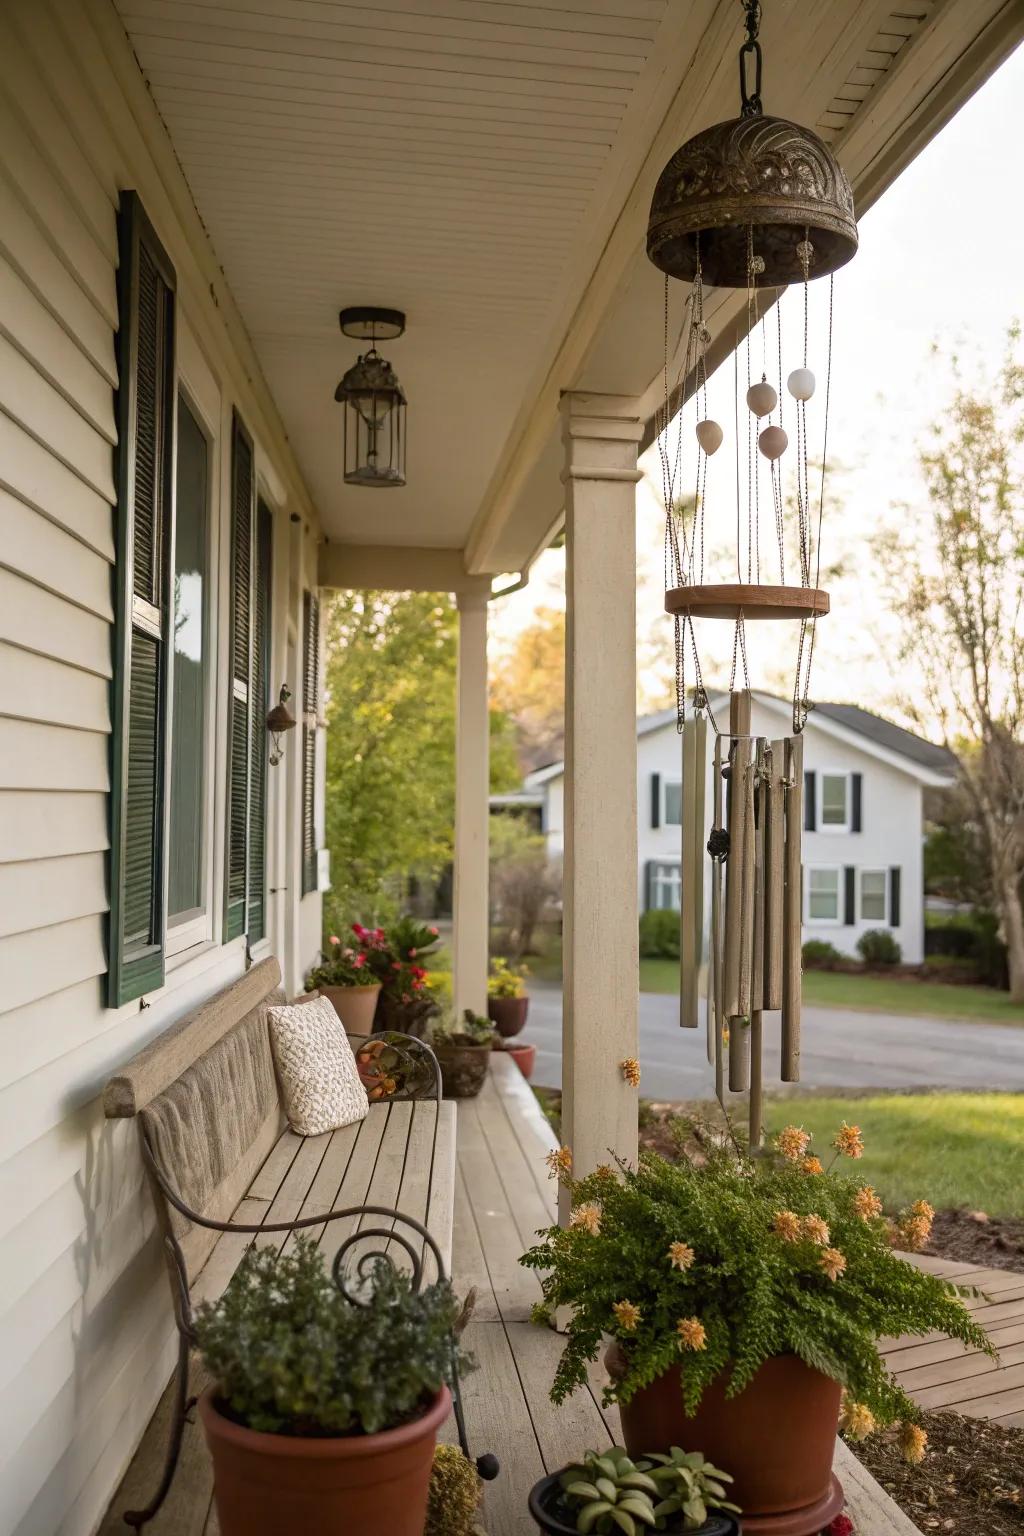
[648,0,857,1147]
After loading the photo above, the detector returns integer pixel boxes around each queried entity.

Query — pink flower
[329,934,340,946]
[392,961,402,970]
[353,953,366,969]
[430,926,439,936]
[409,947,417,957]
[352,923,366,938]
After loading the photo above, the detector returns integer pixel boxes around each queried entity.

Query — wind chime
[647,1,858,1143]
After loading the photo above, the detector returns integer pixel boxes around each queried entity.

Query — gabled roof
[811,703,957,776]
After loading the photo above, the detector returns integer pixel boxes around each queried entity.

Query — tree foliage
[490,605,566,771]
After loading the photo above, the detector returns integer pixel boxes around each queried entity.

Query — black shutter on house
[804,771,816,832]
[301,590,320,896]
[225,411,255,942]
[889,867,901,928]
[843,866,856,925]
[108,193,176,1007]
[248,500,273,942]
[851,773,863,833]
[643,861,655,912]
[651,772,661,829]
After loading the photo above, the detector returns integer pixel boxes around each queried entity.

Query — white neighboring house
[525,692,956,965]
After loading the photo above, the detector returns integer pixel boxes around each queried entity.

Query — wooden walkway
[99,1056,1021,1534]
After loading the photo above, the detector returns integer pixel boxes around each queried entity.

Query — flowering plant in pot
[487,956,529,1037]
[430,1010,497,1099]
[306,936,381,1033]
[521,1125,993,1532]
[360,917,444,1039]
[193,1236,469,1536]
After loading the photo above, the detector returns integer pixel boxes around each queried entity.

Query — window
[663,780,682,826]
[648,860,681,911]
[225,412,255,942]
[820,772,849,830]
[860,869,888,923]
[248,500,273,942]
[806,867,840,923]
[167,395,210,949]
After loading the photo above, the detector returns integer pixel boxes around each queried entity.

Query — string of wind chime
[646,0,858,1146]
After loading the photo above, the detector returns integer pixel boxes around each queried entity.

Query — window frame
[817,769,851,834]
[805,865,842,925]
[662,778,683,828]
[858,867,889,925]
[649,858,682,912]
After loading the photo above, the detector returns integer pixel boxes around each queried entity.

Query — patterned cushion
[268,996,369,1136]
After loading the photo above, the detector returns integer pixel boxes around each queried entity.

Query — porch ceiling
[116,0,1022,575]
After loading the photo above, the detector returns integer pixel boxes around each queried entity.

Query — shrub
[488,956,528,999]
[802,939,843,970]
[925,910,1008,989]
[431,1009,496,1048]
[193,1236,467,1437]
[639,909,680,959]
[857,929,902,966]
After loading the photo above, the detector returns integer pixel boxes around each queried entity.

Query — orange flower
[840,1398,877,1441]
[899,1214,933,1252]
[801,1156,824,1176]
[676,1316,707,1351]
[619,1057,641,1088]
[545,1146,573,1181]
[911,1199,935,1221]
[594,1163,616,1182]
[668,1241,696,1272]
[900,1422,927,1465]
[854,1186,883,1221]
[569,1203,602,1236]
[613,1299,641,1332]
[802,1215,830,1247]
[820,1247,846,1282]
[832,1122,864,1159]
[772,1210,802,1242]
[775,1125,812,1163]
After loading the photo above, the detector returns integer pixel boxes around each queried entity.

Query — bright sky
[491,42,1024,726]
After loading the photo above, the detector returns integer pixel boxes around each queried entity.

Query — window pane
[861,870,886,921]
[168,397,209,923]
[821,774,847,825]
[808,868,839,920]
[664,781,682,826]
[653,862,681,911]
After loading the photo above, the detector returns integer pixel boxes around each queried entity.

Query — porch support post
[560,392,643,1214]
[453,589,490,1017]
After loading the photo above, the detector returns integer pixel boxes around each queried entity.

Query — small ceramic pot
[527,1472,739,1536]
[434,1041,491,1099]
[494,1039,536,1080]
[487,995,529,1037]
[318,982,381,1035]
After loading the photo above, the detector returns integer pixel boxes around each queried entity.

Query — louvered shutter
[301,590,320,896]
[108,193,176,1007]
[248,500,273,941]
[843,867,856,925]
[650,773,661,829]
[851,773,863,833]
[225,411,255,941]
[804,771,816,832]
[889,867,901,928]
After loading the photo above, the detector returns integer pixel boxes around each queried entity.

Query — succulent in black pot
[528,1445,740,1535]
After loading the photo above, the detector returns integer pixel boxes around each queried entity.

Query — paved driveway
[525,981,1024,1097]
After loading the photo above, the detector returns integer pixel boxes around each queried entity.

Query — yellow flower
[820,1247,846,1282]
[911,1199,935,1221]
[801,1156,824,1176]
[840,1398,877,1442]
[854,1186,883,1221]
[619,1057,641,1088]
[900,1422,928,1465]
[775,1125,812,1163]
[802,1215,830,1247]
[594,1163,616,1182]
[613,1299,641,1332]
[722,1024,730,1046]
[545,1145,573,1181]
[570,1203,602,1236]
[676,1316,707,1352]
[668,1241,695,1272]
[899,1213,933,1252]
[833,1122,864,1159]
[772,1210,802,1242]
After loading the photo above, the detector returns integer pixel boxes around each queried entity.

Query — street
[525,981,1024,1097]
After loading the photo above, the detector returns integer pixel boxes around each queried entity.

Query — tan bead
[787,367,816,401]
[758,425,788,460]
[746,379,778,417]
[695,418,724,455]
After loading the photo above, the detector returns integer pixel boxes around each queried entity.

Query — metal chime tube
[762,738,786,1010]
[782,734,804,1082]
[725,690,752,1092]
[748,740,769,1146]
[680,715,707,1031]
[710,734,725,1099]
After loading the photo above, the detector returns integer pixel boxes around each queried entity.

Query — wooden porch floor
[100,1057,1021,1534]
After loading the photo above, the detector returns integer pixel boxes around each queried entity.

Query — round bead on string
[787,367,815,401]
[695,418,724,455]
[746,377,777,417]
[758,424,788,460]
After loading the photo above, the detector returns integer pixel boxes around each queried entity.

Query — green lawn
[764,1094,1024,1218]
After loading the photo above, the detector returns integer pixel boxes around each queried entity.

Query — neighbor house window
[860,869,888,923]
[820,772,850,830]
[648,860,681,911]
[167,394,210,947]
[663,780,682,826]
[807,867,840,922]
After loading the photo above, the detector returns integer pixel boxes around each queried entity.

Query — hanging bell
[695,419,724,455]
[746,379,777,418]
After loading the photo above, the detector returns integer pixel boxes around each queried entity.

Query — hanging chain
[739,1,763,118]
[793,269,834,732]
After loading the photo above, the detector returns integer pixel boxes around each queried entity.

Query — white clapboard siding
[1,487,114,620]
[0,852,108,938]
[0,915,108,1013]
[0,334,116,498]
[0,723,109,794]
[0,792,109,863]
[0,412,113,558]
[0,645,111,733]
[0,260,118,439]
[0,568,113,678]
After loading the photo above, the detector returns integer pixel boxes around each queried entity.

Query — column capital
[456,586,491,613]
[561,391,644,486]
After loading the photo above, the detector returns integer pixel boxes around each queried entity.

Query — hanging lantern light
[335,307,407,487]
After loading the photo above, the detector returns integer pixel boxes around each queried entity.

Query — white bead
[758,425,788,460]
[787,367,816,402]
[695,418,723,455]
[746,379,778,417]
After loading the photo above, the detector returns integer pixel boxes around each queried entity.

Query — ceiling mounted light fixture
[335,306,407,488]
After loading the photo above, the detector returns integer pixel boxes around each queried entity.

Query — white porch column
[561,392,643,1210]
[453,588,490,1017]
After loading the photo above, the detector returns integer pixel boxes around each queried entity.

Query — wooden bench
[103,957,462,1529]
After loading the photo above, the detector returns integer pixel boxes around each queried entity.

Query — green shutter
[301,590,320,896]
[248,501,273,941]
[108,193,176,1007]
[225,411,255,941]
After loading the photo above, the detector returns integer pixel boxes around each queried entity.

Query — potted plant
[361,918,444,1039]
[487,956,529,1037]
[194,1236,468,1536]
[306,935,381,1033]
[522,1125,994,1533]
[529,1444,740,1534]
[430,1010,497,1099]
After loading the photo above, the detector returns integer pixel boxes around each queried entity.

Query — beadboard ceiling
[115,0,1021,570]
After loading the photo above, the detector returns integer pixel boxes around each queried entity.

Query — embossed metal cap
[647,114,858,288]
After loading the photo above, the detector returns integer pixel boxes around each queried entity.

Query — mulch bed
[924,1208,1024,1274]
[851,1411,1024,1533]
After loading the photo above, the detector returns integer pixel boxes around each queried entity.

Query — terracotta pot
[319,982,381,1035]
[494,1039,536,1080]
[607,1347,842,1530]
[487,995,529,1037]
[434,1041,491,1098]
[528,1471,739,1536]
[199,1385,450,1536]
